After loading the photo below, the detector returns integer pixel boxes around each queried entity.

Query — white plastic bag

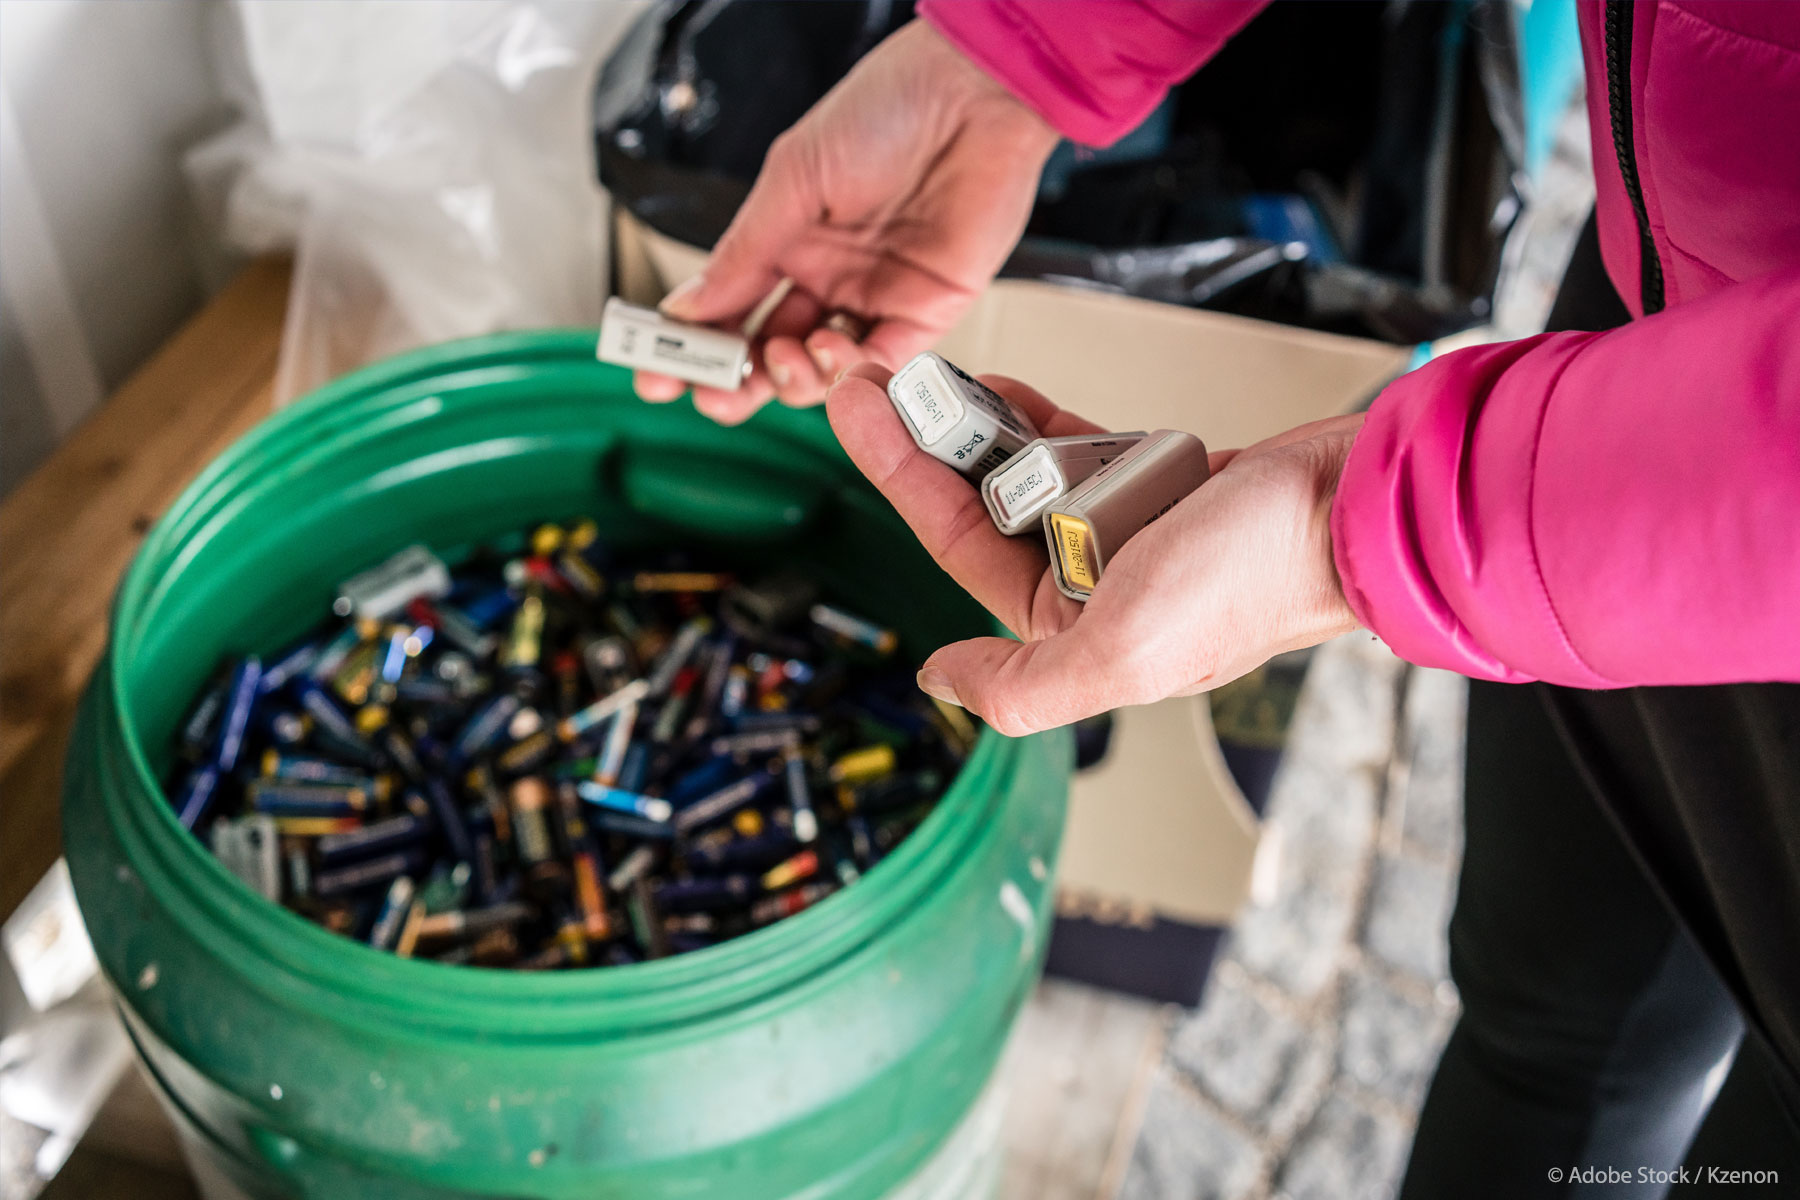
[188,1,643,403]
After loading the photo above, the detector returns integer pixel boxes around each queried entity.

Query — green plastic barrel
[62,332,1071,1199]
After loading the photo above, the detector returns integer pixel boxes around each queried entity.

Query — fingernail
[805,337,834,377]
[769,360,792,388]
[658,274,705,317]
[916,666,962,708]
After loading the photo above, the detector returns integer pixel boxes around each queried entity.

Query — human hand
[824,364,1364,736]
[633,20,1059,424]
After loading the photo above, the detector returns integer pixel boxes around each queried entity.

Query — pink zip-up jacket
[921,0,1800,687]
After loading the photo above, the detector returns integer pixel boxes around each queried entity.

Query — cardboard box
[614,211,1408,1003]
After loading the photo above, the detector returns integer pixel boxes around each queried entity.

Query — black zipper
[1604,0,1665,314]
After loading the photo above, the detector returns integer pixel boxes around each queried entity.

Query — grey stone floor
[1118,639,1468,1200]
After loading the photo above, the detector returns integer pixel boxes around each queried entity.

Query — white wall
[1,0,232,496]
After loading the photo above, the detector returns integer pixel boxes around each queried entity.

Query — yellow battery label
[1050,513,1096,591]
[272,816,363,836]
[830,743,897,785]
[633,571,734,592]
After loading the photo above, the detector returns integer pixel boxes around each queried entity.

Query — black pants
[1398,220,1800,1198]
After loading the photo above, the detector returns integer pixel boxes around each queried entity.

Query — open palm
[825,364,1363,735]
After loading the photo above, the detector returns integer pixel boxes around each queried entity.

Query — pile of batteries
[165,524,976,969]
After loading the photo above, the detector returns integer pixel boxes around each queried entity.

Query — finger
[661,146,813,324]
[801,328,863,386]
[753,289,830,405]
[686,346,779,419]
[685,289,824,416]
[763,336,826,404]
[690,387,770,426]
[771,327,874,406]
[826,364,1075,639]
[752,287,824,406]
[917,623,1147,737]
[634,371,688,403]
[860,316,940,376]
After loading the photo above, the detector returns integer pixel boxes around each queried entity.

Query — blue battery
[382,729,473,865]
[174,765,223,831]
[665,754,738,804]
[247,781,370,818]
[295,679,378,764]
[685,829,800,873]
[576,782,673,824]
[674,771,775,835]
[260,751,368,787]
[381,627,411,684]
[617,742,651,794]
[212,656,264,774]
[586,807,678,841]
[316,814,430,867]
[258,638,320,695]
[452,693,521,761]
[654,874,753,914]
[458,586,518,630]
[179,682,227,761]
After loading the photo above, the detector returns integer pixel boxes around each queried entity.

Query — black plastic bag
[594,0,1525,344]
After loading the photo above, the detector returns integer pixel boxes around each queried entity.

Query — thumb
[662,150,813,324]
[916,626,1144,738]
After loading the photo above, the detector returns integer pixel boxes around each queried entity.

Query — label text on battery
[1051,514,1095,590]
[1003,472,1046,505]
[913,382,951,429]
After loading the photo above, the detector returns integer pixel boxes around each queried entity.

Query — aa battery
[1043,429,1212,602]
[595,297,752,391]
[886,352,1039,479]
[981,432,1147,536]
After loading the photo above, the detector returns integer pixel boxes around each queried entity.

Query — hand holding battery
[826,362,1363,736]
[629,20,1058,423]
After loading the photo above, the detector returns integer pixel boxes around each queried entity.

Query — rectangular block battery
[335,544,450,621]
[596,296,752,391]
[1044,429,1211,602]
[886,352,1039,479]
[981,432,1147,535]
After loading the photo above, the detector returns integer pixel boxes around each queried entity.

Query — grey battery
[1043,429,1212,602]
[886,352,1039,479]
[211,814,282,902]
[333,544,451,621]
[981,432,1147,535]
[596,297,751,391]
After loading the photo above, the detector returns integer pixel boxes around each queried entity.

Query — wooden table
[1,258,292,923]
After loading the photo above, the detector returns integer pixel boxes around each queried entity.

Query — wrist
[1309,416,1365,643]
[904,19,1060,160]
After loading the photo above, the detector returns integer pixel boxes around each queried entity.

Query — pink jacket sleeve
[1333,266,1800,687]
[918,0,1266,147]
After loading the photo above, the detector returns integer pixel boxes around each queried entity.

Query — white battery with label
[596,296,753,391]
[333,544,451,621]
[886,352,1040,479]
[981,432,1147,535]
[1044,429,1212,602]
